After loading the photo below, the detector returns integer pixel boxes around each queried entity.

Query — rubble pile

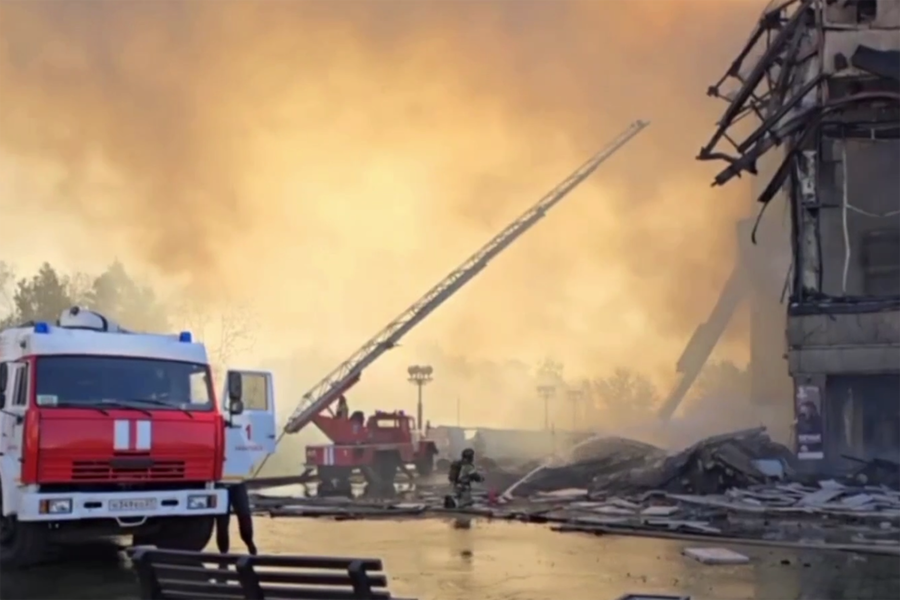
[248,427,900,555]
[509,427,795,498]
[248,424,900,556]
[678,480,900,518]
[508,437,665,496]
[595,427,796,495]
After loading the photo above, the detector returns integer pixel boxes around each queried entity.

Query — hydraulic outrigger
[252,119,650,478]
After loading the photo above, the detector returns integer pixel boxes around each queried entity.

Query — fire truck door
[221,370,277,480]
[0,362,28,488]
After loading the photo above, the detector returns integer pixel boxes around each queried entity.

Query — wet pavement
[2,518,899,600]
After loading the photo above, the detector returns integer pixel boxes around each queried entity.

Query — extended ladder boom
[282,120,650,435]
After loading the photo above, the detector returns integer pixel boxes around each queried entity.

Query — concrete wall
[788,310,900,374]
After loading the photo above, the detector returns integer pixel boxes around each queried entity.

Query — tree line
[0,260,254,367]
[1,260,747,421]
[535,356,749,422]
[0,261,167,330]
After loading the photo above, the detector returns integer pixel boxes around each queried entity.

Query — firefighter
[447,448,483,508]
[216,481,258,555]
[336,395,349,419]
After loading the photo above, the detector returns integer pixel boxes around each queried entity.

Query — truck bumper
[15,488,228,522]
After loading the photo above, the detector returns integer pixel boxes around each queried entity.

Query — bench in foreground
[129,546,415,599]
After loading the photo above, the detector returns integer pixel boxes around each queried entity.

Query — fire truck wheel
[316,467,353,497]
[364,451,400,496]
[415,454,434,477]
[137,516,215,551]
[0,490,48,568]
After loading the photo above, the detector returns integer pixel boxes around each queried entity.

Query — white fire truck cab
[0,307,277,567]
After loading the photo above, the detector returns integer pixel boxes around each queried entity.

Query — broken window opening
[857,0,878,24]
[861,230,900,296]
[826,375,900,466]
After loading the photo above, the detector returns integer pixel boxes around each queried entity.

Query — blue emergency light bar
[34,322,50,334]
[178,331,193,343]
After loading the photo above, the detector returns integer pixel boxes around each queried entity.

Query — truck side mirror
[227,371,244,415]
[0,363,7,409]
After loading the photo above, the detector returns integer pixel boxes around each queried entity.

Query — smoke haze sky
[0,0,766,428]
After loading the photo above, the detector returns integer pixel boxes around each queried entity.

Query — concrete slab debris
[818,479,846,490]
[534,488,589,500]
[751,459,785,479]
[608,497,642,510]
[593,505,636,515]
[572,515,631,526]
[797,489,844,507]
[568,501,608,509]
[841,494,875,508]
[615,595,690,600]
[682,547,750,565]
[640,505,680,517]
[646,520,722,534]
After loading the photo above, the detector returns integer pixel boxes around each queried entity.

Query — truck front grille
[71,459,186,481]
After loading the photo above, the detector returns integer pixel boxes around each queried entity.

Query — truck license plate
[108,498,158,512]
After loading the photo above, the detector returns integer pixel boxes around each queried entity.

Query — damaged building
[697,0,900,469]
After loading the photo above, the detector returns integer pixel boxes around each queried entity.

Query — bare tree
[592,367,659,419]
[65,271,95,307]
[212,304,257,367]
[0,261,15,326]
[171,298,210,338]
[694,360,750,401]
[537,357,565,386]
[171,299,258,370]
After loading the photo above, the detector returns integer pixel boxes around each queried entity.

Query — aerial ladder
[252,119,650,477]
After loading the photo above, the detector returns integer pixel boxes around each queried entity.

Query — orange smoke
[0,0,765,392]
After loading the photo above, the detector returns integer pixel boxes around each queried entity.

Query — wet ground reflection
[2,542,137,600]
[2,519,899,599]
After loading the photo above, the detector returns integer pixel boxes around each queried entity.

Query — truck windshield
[34,356,214,411]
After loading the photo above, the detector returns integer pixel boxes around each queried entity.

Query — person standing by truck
[215,481,258,555]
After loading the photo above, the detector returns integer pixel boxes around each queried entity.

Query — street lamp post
[407,365,433,432]
[537,384,556,430]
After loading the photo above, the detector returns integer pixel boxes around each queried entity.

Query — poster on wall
[796,385,824,460]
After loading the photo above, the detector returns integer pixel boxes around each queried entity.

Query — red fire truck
[305,409,437,496]
[0,307,277,567]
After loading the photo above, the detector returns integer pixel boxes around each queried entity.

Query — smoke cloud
[0,0,767,429]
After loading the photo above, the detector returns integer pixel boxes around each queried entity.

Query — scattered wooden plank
[683,547,750,565]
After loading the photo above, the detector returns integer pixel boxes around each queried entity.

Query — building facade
[699,0,899,469]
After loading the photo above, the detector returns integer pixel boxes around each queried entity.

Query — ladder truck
[255,120,650,491]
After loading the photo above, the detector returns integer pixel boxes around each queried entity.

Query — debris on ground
[247,427,900,556]
[614,595,692,600]
[841,454,900,490]
[682,547,750,565]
